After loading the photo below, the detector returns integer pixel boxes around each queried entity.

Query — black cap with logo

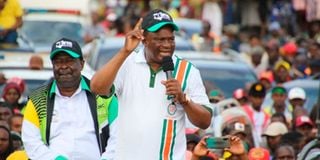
[142,9,179,32]
[248,82,266,97]
[50,38,83,59]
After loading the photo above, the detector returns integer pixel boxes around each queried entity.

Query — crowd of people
[0,0,320,159]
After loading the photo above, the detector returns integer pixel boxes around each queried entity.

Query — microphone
[162,56,175,100]
[162,56,174,79]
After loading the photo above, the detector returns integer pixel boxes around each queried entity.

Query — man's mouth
[159,51,171,57]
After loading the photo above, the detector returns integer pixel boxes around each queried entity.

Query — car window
[95,48,119,70]
[21,21,84,47]
[200,67,257,98]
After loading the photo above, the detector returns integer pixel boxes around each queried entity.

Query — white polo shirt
[114,48,211,160]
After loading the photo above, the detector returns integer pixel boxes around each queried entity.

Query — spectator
[186,133,201,152]
[288,87,306,109]
[233,88,249,106]
[307,40,320,60]
[0,120,9,130]
[259,70,274,91]
[270,112,289,129]
[273,60,292,84]
[264,86,292,123]
[280,42,298,65]
[0,104,12,122]
[192,20,215,52]
[28,55,44,70]
[0,73,6,85]
[295,115,316,143]
[308,59,320,76]
[274,144,296,160]
[248,46,268,76]
[6,77,26,96]
[8,114,22,134]
[0,0,23,44]
[242,82,270,144]
[280,131,305,155]
[90,9,212,159]
[10,132,21,151]
[208,89,224,104]
[201,0,222,36]
[265,40,281,69]
[191,136,248,160]
[0,125,14,160]
[262,122,288,157]
[221,121,253,150]
[2,82,23,114]
[83,5,106,43]
[22,38,118,160]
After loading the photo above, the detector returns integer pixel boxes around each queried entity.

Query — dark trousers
[0,30,18,44]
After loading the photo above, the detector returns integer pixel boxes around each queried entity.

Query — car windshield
[199,67,257,98]
[21,21,84,48]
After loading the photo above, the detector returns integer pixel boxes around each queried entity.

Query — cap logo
[235,122,245,131]
[255,84,262,91]
[153,12,171,21]
[55,40,73,48]
[301,116,310,122]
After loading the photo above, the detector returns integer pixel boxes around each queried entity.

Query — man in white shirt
[90,9,212,159]
[22,38,117,160]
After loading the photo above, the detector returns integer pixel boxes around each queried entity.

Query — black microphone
[162,56,175,100]
[162,56,174,80]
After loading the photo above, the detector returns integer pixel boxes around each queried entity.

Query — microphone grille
[162,56,174,72]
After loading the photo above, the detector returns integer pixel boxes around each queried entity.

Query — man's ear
[80,59,85,70]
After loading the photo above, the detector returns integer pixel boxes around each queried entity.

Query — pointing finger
[134,18,143,30]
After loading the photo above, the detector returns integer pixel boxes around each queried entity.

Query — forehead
[277,146,294,155]
[0,128,9,137]
[11,116,22,121]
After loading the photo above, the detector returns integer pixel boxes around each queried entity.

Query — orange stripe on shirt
[163,119,173,160]
[176,60,187,84]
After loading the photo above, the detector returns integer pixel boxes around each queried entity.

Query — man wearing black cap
[242,82,270,145]
[22,38,118,160]
[91,9,212,159]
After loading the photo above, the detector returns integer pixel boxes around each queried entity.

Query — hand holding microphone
[161,56,186,104]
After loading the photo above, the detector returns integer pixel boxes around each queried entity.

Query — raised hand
[192,136,210,157]
[224,136,246,155]
[123,18,144,54]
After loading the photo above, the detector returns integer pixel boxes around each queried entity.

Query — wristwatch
[180,93,191,106]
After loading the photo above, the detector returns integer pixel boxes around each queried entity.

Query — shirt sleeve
[12,0,23,17]
[186,66,213,113]
[22,100,67,160]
